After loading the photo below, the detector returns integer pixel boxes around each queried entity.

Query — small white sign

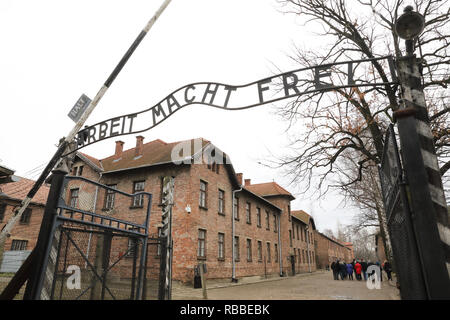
[68,94,91,123]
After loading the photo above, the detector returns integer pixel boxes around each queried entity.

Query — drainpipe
[306,225,311,273]
[277,213,283,276]
[231,187,242,282]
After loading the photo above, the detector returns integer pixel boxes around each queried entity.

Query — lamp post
[392,6,450,299]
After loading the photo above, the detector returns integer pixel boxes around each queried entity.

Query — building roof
[291,210,316,230]
[316,231,350,249]
[0,176,49,205]
[100,138,210,173]
[0,164,20,184]
[77,152,103,172]
[245,182,295,200]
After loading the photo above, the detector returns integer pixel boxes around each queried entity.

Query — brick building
[0,177,49,260]
[1,136,320,284]
[314,231,353,269]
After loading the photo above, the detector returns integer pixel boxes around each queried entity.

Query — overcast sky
[0,0,357,233]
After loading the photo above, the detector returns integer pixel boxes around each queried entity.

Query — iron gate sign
[70,56,397,153]
[379,124,403,220]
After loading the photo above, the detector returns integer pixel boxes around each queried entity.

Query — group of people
[328,258,392,282]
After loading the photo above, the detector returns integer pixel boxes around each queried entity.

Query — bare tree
[274,0,450,197]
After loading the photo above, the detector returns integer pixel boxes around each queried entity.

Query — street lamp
[394,5,425,55]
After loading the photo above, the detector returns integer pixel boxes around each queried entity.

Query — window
[273,214,277,232]
[78,165,84,176]
[256,207,261,227]
[132,181,145,207]
[257,241,262,262]
[245,202,251,224]
[19,208,32,224]
[234,236,240,261]
[199,180,207,209]
[233,196,239,220]
[0,203,6,222]
[292,223,295,239]
[296,225,300,240]
[198,229,206,258]
[127,238,137,257]
[218,189,225,215]
[10,240,28,251]
[218,233,225,260]
[289,230,292,247]
[288,205,291,221]
[266,242,271,262]
[246,239,252,262]
[265,210,270,230]
[274,243,278,262]
[304,229,308,243]
[69,188,79,208]
[104,184,117,209]
[302,249,305,263]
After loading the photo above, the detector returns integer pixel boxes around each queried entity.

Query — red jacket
[354,262,362,274]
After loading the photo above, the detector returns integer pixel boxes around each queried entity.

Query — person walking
[354,261,362,280]
[351,259,356,279]
[339,260,347,280]
[383,260,392,281]
[331,260,338,280]
[361,258,368,281]
[346,262,354,280]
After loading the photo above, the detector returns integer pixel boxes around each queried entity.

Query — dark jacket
[361,261,368,272]
[383,261,392,272]
[331,261,336,271]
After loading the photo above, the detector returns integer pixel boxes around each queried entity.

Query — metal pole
[23,169,67,300]
[0,0,172,249]
[199,263,208,300]
[394,54,450,299]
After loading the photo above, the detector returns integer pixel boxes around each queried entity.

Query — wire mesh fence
[39,176,157,300]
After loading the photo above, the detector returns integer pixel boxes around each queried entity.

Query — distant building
[314,231,353,268]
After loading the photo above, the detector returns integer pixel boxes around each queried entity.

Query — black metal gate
[36,176,156,300]
[379,124,427,299]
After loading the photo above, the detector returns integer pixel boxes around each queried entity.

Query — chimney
[114,141,124,160]
[236,173,243,186]
[245,179,251,186]
[135,135,145,157]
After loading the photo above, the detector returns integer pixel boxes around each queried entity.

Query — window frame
[245,202,251,224]
[218,232,225,260]
[103,184,117,210]
[246,238,252,262]
[10,239,28,251]
[257,241,262,262]
[218,189,225,215]
[199,180,208,209]
[131,181,145,208]
[197,229,207,259]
